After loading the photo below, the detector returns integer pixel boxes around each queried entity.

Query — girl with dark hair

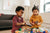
[29,5,43,28]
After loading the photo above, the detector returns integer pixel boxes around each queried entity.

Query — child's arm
[29,17,35,25]
[15,20,26,26]
[13,17,25,26]
[16,22,25,25]
[37,16,43,25]
[20,21,26,26]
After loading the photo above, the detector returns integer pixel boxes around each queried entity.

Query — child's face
[16,9,24,17]
[33,9,39,16]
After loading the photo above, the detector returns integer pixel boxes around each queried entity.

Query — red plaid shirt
[12,15,23,33]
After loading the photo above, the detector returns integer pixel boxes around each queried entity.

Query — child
[29,5,43,28]
[12,6,26,33]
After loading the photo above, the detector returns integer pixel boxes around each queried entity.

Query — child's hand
[31,23,35,25]
[16,22,24,26]
[37,23,41,25]
[35,21,38,24]
[21,21,26,25]
[21,23,25,25]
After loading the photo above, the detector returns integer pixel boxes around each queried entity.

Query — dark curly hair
[32,5,39,12]
[15,6,24,12]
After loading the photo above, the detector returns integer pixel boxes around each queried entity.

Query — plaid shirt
[12,15,23,33]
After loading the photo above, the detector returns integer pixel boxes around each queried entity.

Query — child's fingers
[37,23,41,25]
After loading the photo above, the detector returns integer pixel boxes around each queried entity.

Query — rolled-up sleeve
[13,16,17,25]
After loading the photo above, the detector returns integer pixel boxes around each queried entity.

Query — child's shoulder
[38,15,41,17]
[12,15,17,19]
[31,15,41,17]
[38,15,42,18]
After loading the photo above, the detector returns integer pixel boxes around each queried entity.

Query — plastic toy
[43,31,45,33]
[35,21,38,24]
[15,27,49,33]
[19,28,22,31]
[30,31,33,33]
[33,29,35,32]
[45,30,48,33]
[28,32,30,33]
[40,29,43,32]
[15,30,21,33]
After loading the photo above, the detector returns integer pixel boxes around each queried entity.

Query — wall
[40,13,50,29]
[0,0,40,15]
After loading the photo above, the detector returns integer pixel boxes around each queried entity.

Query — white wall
[0,0,40,15]
[0,0,25,15]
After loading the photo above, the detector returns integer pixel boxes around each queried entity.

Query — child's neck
[33,14,38,16]
[16,15,21,17]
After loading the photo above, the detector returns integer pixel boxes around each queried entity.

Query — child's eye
[22,12,23,14]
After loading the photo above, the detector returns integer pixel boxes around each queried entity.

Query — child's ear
[16,11,18,13]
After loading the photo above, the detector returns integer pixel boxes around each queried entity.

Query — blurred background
[0,0,50,33]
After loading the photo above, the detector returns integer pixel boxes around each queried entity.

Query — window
[44,0,50,12]
[40,0,50,13]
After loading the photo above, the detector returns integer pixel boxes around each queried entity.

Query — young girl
[29,5,43,28]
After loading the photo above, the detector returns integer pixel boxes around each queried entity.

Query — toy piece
[35,21,38,25]
[37,32,39,33]
[45,30,48,33]
[48,30,50,33]
[28,32,30,33]
[33,29,35,32]
[30,31,33,33]
[39,32,43,33]
[22,28,25,33]
[43,31,45,33]
[36,28,39,33]
[28,29,30,33]
[15,30,18,33]
[19,28,22,33]
[24,30,28,33]
[15,30,20,33]
[30,28,33,33]
[31,28,33,31]
[39,29,43,33]
[19,28,22,31]
[33,28,36,32]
